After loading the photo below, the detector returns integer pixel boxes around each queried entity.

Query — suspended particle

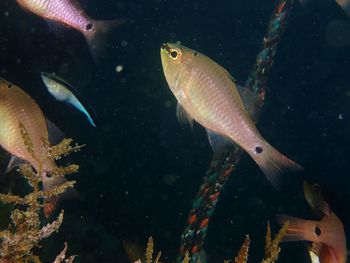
[115,65,123,73]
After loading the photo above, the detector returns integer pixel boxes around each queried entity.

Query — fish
[0,78,74,217]
[277,180,347,263]
[160,43,302,188]
[16,0,125,60]
[304,180,331,218]
[277,212,347,263]
[41,72,96,127]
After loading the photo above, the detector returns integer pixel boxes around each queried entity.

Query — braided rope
[178,1,295,262]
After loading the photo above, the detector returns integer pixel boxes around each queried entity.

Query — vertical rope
[178,1,295,262]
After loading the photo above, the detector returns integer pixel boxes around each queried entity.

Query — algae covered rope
[177,1,295,262]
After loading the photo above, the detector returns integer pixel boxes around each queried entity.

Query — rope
[177,1,295,262]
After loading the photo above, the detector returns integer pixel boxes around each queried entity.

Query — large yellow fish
[160,43,302,187]
[0,78,73,217]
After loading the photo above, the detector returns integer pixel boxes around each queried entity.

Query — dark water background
[0,0,350,262]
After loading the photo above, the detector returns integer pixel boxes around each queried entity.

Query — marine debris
[178,0,295,262]
[0,122,81,262]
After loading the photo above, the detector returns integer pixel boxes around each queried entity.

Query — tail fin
[251,142,303,189]
[42,174,78,218]
[84,19,126,62]
[276,214,321,243]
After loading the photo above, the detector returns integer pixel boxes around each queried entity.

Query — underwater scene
[0,0,350,262]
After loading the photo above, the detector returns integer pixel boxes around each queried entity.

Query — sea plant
[134,221,289,263]
[0,121,81,262]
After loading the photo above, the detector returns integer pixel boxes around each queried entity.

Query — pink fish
[161,43,302,188]
[16,0,125,60]
[277,181,347,263]
[0,78,75,217]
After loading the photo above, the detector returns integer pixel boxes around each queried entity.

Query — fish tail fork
[83,19,125,62]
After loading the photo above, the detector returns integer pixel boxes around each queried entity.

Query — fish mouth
[161,43,171,53]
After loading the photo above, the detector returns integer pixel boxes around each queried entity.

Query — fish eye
[86,23,93,31]
[170,49,179,60]
[314,226,321,236]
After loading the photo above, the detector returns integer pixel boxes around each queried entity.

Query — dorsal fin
[303,180,331,217]
[236,84,260,122]
[41,72,75,91]
[46,118,65,146]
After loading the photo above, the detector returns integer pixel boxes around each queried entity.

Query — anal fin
[5,155,27,174]
[206,129,232,152]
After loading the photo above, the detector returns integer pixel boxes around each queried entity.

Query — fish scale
[0,79,73,217]
[0,80,50,170]
[189,59,257,149]
[161,43,302,188]
[17,0,89,32]
[16,0,125,61]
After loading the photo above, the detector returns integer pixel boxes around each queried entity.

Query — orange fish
[16,0,125,60]
[0,78,74,217]
[277,181,347,263]
[160,43,302,188]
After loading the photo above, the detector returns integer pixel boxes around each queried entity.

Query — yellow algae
[135,223,288,263]
[261,221,289,263]
[234,235,250,263]
[0,123,81,262]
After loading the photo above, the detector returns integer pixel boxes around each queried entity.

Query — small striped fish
[41,72,96,127]
[160,43,302,188]
[16,0,124,59]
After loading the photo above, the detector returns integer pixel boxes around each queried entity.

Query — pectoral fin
[176,103,194,129]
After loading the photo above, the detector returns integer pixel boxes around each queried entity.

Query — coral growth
[0,122,80,262]
[53,243,76,263]
[260,221,289,263]
[233,235,250,263]
[231,221,288,263]
[133,222,288,263]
